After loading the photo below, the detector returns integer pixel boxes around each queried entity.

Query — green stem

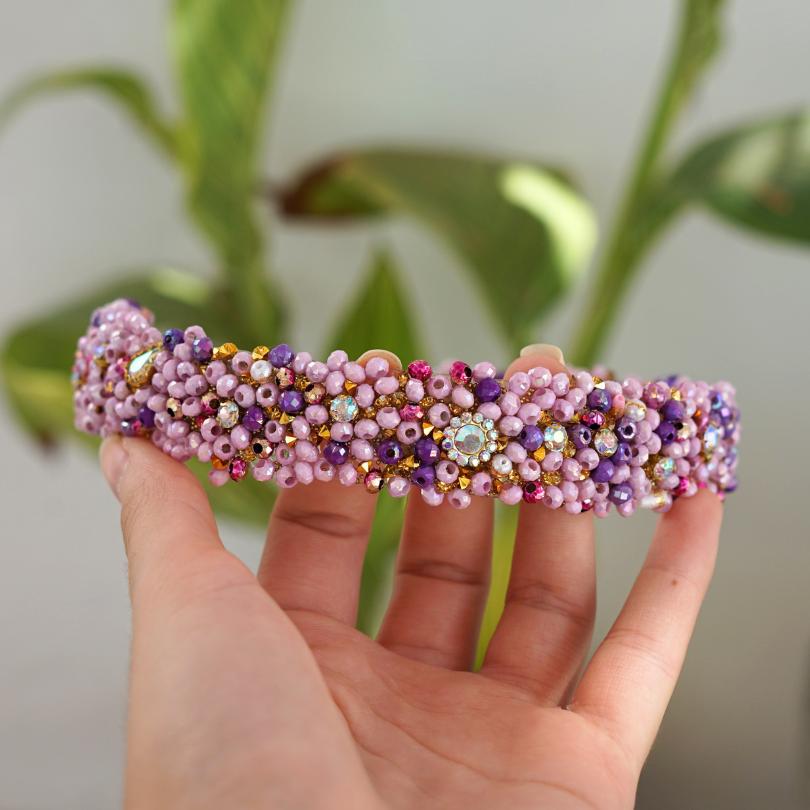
[569,1,706,366]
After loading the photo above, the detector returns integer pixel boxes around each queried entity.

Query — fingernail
[99,436,129,499]
[520,343,565,364]
[356,349,403,372]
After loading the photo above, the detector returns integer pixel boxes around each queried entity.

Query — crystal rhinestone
[624,399,647,423]
[703,424,721,453]
[275,368,295,388]
[454,424,486,457]
[304,382,326,404]
[450,417,462,428]
[217,400,240,429]
[653,457,676,480]
[125,347,159,388]
[329,394,359,422]
[593,428,618,457]
[543,423,567,452]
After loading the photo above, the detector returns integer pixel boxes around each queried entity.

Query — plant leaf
[0,68,176,156]
[277,149,597,351]
[327,249,421,363]
[667,110,810,244]
[170,0,291,342]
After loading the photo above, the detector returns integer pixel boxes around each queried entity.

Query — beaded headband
[73,299,739,516]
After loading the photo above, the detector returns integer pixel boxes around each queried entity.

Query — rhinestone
[703,424,721,453]
[473,413,483,423]
[453,423,486,456]
[450,417,461,428]
[593,428,618,457]
[125,347,159,388]
[653,457,676,480]
[543,423,567,452]
[329,394,359,422]
[624,399,647,422]
[217,400,240,429]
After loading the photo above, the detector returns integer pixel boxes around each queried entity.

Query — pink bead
[294,461,314,485]
[376,406,401,429]
[364,356,389,379]
[213,435,236,460]
[565,388,586,410]
[292,351,312,374]
[528,366,552,388]
[306,361,328,382]
[561,458,581,481]
[176,361,196,381]
[375,375,399,396]
[265,421,285,442]
[574,370,594,394]
[565,500,583,515]
[542,450,563,471]
[499,484,523,505]
[550,373,570,396]
[201,418,222,443]
[274,445,295,466]
[351,439,374,461]
[508,371,531,395]
[617,501,636,518]
[518,458,542,481]
[327,350,348,371]
[216,374,238,398]
[576,448,599,471]
[436,460,459,484]
[256,383,279,407]
[505,441,527,463]
[622,377,643,399]
[166,381,185,399]
[612,393,625,413]
[197,442,213,463]
[396,421,421,444]
[276,466,298,488]
[343,361,366,383]
[208,469,230,488]
[388,476,410,498]
[292,417,311,440]
[338,464,357,487]
[451,385,475,409]
[252,459,276,482]
[579,478,596,500]
[427,402,451,427]
[230,425,251,450]
[331,421,353,442]
[233,383,256,407]
[295,441,318,462]
[476,402,501,422]
[304,404,328,425]
[354,419,379,440]
[448,489,471,510]
[231,351,252,375]
[533,389,556,410]
[552,399,574,422]
[499,416,523,437]
[471,472,493,496]
[647,434,662,454]
[405,379,424,402]
[325,371,345,396]
[517,403,541,425]
[426,375,451,400]
[421,487,444,507]
[174,344,192,362]
[544,485,564,509]
[356,384,375,408]
[473,361,497,381]
[499,391,521,416]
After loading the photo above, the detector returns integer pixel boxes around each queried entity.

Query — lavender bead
[570,424,592,449]
[279,389,304,414]
[191,336,213,362]
[476,377,501,402]
[411,465,436,489]
[587,388,612,412]
[662,398,686,422]
[518,425,543,452]
[323,441,349,466]
[162,328,185,351]
[592,459,615,484]
[415,437,441,464]
[269,343,294,368]
[242,405,265,433]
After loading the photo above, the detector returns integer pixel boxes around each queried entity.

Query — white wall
[1,2,808,808]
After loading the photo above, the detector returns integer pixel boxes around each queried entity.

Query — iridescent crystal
[329,394,359,422]
[703,424,721,453]
[125,347,158,388]
[454,424,486,456]
[543,423,567,452]
[653,457,676,480]
[217,400,240,429]
[593,428,618,456]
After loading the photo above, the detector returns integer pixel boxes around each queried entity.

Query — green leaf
[277,149,597,351]
[328,249,421,363]
[0,67,177,156]
[667,110,810,244]
[171,0,291,343]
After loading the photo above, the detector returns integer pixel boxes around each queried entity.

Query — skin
[99,351,723,810]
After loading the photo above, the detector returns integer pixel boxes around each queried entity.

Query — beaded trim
[73,299,739,516]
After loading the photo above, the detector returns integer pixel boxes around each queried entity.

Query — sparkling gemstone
[192,336,213,363]
[653,457,676,480]
[454,424,486,456]
[304,382,326,404]
[364,470,384,493]
[450,361,472,385]
[399,404,423,421]
[229,458,247,481]
[217,400,240,428]
[543,423,567,452]
[126,347,158,388]
[593,428,618,456]
[703,424,721,452]
[407,359,432,381]
[269,343,294,368]
[624,399,647,423]
[166,397,181,419]
[275,368,295,388]
[329,394,359,422]
[522,481,545,503]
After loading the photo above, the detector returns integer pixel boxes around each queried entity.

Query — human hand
[100,350,722,810]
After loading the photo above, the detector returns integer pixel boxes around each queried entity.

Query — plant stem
[569,1,708,366]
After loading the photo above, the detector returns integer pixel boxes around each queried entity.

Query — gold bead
[542,471,562,486]
[213,342,238,360]
[252,345,270,360]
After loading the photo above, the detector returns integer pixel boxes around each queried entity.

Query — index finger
[570,489,723,768]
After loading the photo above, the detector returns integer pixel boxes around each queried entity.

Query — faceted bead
[522,481,545,504]
[450,361,472,385]
[216,400,240,429]
[570,424,592,449]
[543,423,567,452]
[250,360,272,382]
[364,470,384,493]
[475,377,501,402]
[323,441,349,466]
[269,343,294,368]
[662,399,686,422]
[587,388,612,412]
[624,399,647,423]
[593,428,618,456]
[126,347,159,388]
[415,437,440,464]
[191,337,213,362]
[275,368,295,388]
[377,438,403,464]
[279,389,304,414]
[407,359,432,381]
[518,424,543,452]
[137,406,156,429]
[581,410,606,429]
[162,328,185,351]
[656,421,678,445]
[411,465,436,489]
[608,482,633,505]
[242,405,265,433]
[229,458,247,481]
[592,459,615,483]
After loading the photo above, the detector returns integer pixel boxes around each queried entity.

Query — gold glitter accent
[532,446,546,461]
[491,478,504,494]
[671,389,683,401]
[563,441,576,458]
[398,373,409,386]
[252,345,269,360]
[213,342,238,360]
[420,396,436,409]
[267,406,281,421]
[542,471,562,486]
[458,475,471,490]
[436,481,454,493]
[357,461,372,474]
[402,455,419,468]
[294,376,308,391]
[284,435,297,446]
[422,421,435,436]
[318,425,331,439]
[278,413,293,424]
[375,396,390,408]
[211,456,228,471]
[344,380,358,393]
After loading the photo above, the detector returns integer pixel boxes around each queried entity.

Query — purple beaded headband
[73,299,739,516]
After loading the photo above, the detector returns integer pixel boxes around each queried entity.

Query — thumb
[99,436,237,605]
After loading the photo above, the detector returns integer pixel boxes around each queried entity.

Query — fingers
[258,351,399,626]
[571,490,722,768]
[480,351,596,702]
[376,493,494,669]
[99,436,252,609]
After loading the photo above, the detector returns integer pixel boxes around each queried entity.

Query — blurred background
[1,1,808,808]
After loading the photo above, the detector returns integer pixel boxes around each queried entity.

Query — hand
[100,350,723,810]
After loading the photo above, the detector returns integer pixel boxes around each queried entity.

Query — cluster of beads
[73,299,739,516]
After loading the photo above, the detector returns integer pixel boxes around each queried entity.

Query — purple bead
[661,399,685,422]
[163,328,185,351]
[570,424,592,449]
[587,388,612,412]
[475,377,501,402]
[191,336,213,362]
[323,441,349,466]
[415,437,440,464]
[609,482,633,505]
[279,389,304,414]
[656,421,678,445]
[137,406,156,429]
[377,438,403,464]
[592,459,615,483]
[242,405,265,433]
[613,442,632,464]
[616,418,637,441]
[411,465,436,489]
[518,424,543,452]
[269,343,294,368]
